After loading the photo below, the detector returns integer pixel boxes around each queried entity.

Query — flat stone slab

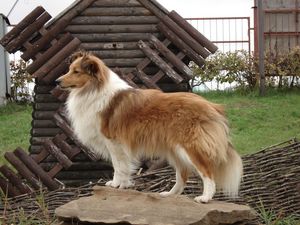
[55,186,256,225]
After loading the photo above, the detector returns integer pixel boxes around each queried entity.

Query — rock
[55,186,256,225]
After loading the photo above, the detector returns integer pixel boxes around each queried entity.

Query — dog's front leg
[105,142,134,189]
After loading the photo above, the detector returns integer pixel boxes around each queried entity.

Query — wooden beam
[92,0,141,7]
[66,24,157,34]
[81,7,152,16]
[5,12,52,53]
[53,134,81,159]
[4,152,40,190]
[134,69,160,89]
[32,38,81,79]
[80,42,140,50]
[0,165,31,194]
[21,19,70,61]
[31,128,61,137]
[14,148,60,190]
[43,139,73,169]
[90,50,144,59]
[71,16,159,25]
[169,11,218,53]
[0,6,45,47]
[149,35,193,80]
[26,33,73,74]
[41,61,69,84]
[0,176,21,197]
[137,40,183,84]
[72,33,157,42]
[157,23,205,68]
[32,120,57,128]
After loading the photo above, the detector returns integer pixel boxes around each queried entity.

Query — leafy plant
[191,50,257,91]
[10,59,33,103]
[257,200,299,225]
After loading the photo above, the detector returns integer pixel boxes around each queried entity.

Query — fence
[262,0,300,54]
[186,17,251,53]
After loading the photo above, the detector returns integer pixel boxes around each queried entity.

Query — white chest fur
[65,71,131,161]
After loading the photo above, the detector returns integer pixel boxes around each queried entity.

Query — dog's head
[56,51,108,91]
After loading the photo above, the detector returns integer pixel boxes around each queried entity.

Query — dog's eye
[74,70,80,74]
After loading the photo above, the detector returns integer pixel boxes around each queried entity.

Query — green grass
[199,89,300,155]
[0,103,32,163]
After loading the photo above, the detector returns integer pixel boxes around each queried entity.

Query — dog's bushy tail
[215,142,243,198]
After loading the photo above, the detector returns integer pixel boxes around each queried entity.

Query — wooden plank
[90,50,144,59]
[138,0,167,20]
[53,134,81,159]
[47,164,64,178]
[137,40,183,84]
[31,128,61,137]
[30,137,52,146]
[66,24,157,34]
[159,83,190,92]
[103,58,144,67]
[80,42,139,50]
[34,85,55,94]
[32,38,81,79]
[0,6,45,47]
[21,19,70,61]
[14,148,60,190]
[0,176,21,197]
[43,139,73,169]
[32,120,57,128]
[32,148,50,164]
[157,23,205,67]
[81,7,152,16]
[26,33,73,74]
[53,113,98,161]
[134,69,160,89]
[34,103,61,111]
[0,165,31,194]
[34,94,59,103]
[42,61,69,84]
[149,35,193,80]
[162,15,210,58]
[70,16,159,25]
[33,111,56,120]
[5,12,52,53]
[169,11,218,53]
[92,0,141,7]
[4,152,40,190]
[72,33,157,42]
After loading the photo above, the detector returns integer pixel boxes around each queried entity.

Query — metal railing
[186,17,251,53]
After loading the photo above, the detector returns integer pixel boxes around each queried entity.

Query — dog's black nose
[55,79,61,86]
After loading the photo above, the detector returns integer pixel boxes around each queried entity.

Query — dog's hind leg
[186,150,216,203]
[105,142,134,189]
[160,166,189,197]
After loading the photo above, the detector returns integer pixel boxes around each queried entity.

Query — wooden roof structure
[0,0,217,197]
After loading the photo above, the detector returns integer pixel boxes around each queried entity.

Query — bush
[10,59,33,103]
[191,50,257,91]
[192,47,300,91]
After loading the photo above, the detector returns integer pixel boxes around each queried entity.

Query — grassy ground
[0,103,32,163]
[200,89,300,155]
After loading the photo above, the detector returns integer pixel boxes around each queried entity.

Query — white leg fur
[194,176,216,203]
[105,142,134,189]
[160,168,185,197]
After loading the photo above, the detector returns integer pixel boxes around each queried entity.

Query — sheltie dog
[56,51,243,203]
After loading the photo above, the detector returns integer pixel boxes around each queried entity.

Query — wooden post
[258,0,265,96]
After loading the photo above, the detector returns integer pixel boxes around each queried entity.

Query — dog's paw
[159,191,173,198]
[119,180,134,189]
[105,180,119,188]
[194,195,210,203]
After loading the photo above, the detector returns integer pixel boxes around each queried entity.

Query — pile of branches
[1,139,299,222]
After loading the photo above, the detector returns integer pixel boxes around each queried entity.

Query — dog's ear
[69,51,86,64]
[81,55,99,76]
